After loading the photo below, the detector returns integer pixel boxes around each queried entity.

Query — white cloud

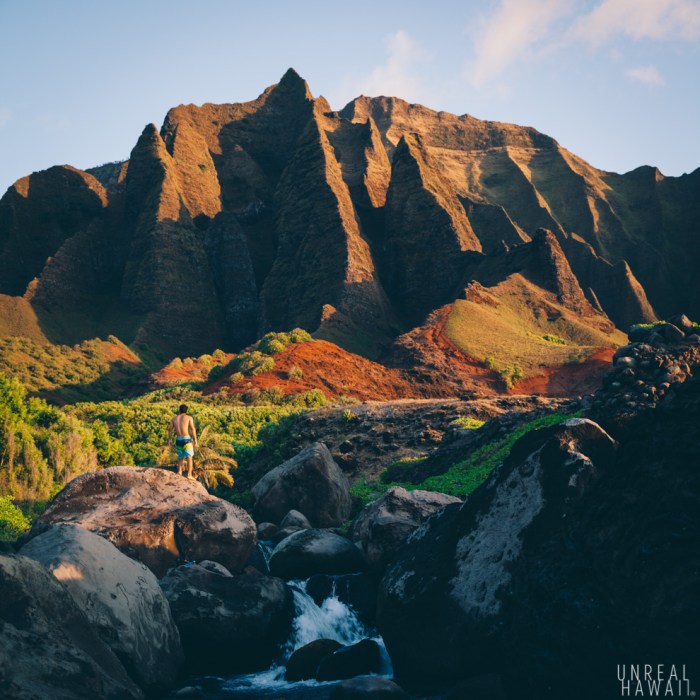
[570,0,700,44]
[467,0,574,87]
[0,108,11,129]
[626,64,666,86]
[353,30,432,101]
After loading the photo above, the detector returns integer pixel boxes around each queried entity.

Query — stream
[172,542,395,699]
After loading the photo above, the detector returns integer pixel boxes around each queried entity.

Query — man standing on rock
[168,404,198,479]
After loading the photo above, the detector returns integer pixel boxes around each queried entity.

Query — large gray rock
[377,419,617,687]
[20,524,182,693]
[351,487,460,571]
[0,554,142,700]
[31,466,256,577]
[252,443,351,527]
[280,509,312,530]
[269,528,368,580]
[160,562,294,673]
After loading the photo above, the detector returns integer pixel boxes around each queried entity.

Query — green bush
[207,365,226,381]
[288,328,312,343]
[0,495,31,540]
[452,416,486,430]
[261,338,287,355]
[251,356,275,376]
[287,365,303,380]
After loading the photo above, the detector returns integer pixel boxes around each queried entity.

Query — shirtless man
[168,404,198,479]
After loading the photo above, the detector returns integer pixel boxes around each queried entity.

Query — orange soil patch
[512,348,614,397]
[100,341,141,365]
[150,354,235,388]
[385,305,503,397]
[205,340,426,402]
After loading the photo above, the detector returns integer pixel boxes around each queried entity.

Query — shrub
[452,416,486,430]
[236,351,274,376]
[0,495,31,540]
[260,386,285,404]
[207,365,226,382]
[287,365,303,380]
[251,356,275,376]
[289,328,312,343]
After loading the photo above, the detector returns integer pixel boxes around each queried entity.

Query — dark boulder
[272,525,305,544]
[280,509,312,530]
[269,529,368,580]
[252,443,351,527]
[378,418,617,688]
[667,313,694,334]
[660,322,685,343]
[160,562,294,673]
[380,382,700,700]
[316,639,384,681]
[257,522,279,540]
[351,487,460,572]
[285,638,342,681]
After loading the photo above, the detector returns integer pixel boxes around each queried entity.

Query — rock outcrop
[269,529,368,580]
[316,638,384,682]
[160,562,294,673]
[285,639,343,681]
[378,419,617,687]
[252,442,351,527]
[351,487,460,572]
[384,133,481,324]
[376,360,700,698]
[0,554,142,700]
[19,524,182,693]
[591,316,700,421]
[31,467,256,577]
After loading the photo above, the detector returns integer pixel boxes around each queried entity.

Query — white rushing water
[221,578,392,695]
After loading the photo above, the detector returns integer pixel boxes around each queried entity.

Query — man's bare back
[168,404,198,478]
[171,413,195,438]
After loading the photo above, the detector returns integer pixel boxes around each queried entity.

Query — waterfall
[219,577,392,695]
[285,580,368,652]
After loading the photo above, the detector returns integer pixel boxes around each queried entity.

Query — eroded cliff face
[1,68,695,359]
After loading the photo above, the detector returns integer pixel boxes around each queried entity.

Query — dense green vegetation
[0,495,31,541]
[0,363,328,535]
[0,373,98,514]
[0,336,148,401]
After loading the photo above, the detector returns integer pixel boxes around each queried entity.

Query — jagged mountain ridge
[0,68,696,360]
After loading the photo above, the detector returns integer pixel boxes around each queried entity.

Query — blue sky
[1,0,699,195]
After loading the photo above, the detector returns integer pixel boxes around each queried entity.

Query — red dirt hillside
[204,339,428,402]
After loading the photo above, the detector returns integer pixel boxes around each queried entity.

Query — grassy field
[444,276,626,383]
